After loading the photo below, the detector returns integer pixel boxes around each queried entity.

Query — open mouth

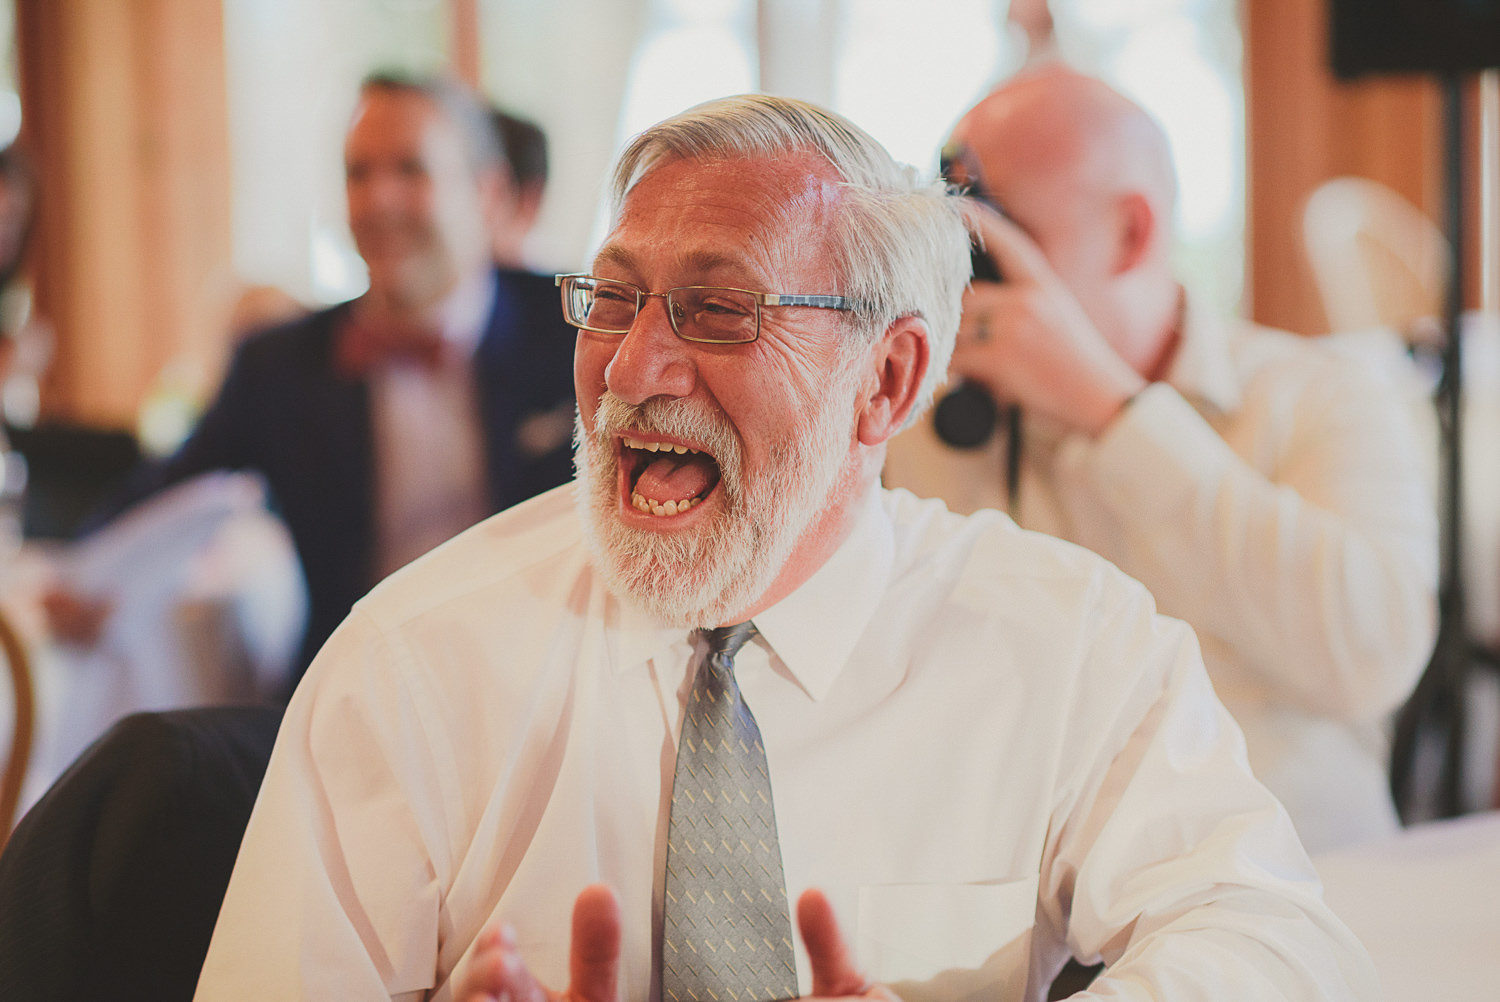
[619,435,722,517]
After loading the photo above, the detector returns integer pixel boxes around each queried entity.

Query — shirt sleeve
[1033,581,1381,1000]
[194,608,456,1000]
[1054,366,1437,721]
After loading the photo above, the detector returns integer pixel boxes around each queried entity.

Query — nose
[347,167,406,220]
[604,294,698,405]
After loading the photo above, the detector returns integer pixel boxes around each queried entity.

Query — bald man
[885,68,1438,852]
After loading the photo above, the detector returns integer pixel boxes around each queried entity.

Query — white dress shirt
[196,483,1378,1001]
[369,269,494,579]
[884,299,1439,853]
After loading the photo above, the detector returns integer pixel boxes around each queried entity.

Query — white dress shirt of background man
[884,67,1439,854]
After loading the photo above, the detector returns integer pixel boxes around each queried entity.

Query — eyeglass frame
[555,273,864,345]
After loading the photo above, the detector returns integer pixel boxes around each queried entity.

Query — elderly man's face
[573,154,868,627]
[343,89,493,310]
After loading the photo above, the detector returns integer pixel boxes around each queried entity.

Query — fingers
[457,924,532,1002]
[949,282,1019,402]
[461,886,620,1002]
[569,884,623,1002]
[962,200,1050,288]
[457,926,499,1002]
[471,888,873,1002]
[797,889,870,999]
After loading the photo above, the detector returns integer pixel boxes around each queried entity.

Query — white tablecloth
[1315,811,1500,999]
[2,471,305,820]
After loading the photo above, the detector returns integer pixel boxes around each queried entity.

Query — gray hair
[359,71,505,179]
[609,94,970,421]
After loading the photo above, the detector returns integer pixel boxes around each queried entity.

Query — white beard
[574,380,859,628]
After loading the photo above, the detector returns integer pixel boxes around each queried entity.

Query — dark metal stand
[1389,75,1486,821]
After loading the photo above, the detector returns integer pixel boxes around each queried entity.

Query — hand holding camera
[946,199,1148,442]
[932,145,1005,449]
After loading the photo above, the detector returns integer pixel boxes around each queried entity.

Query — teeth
[622,436,699,455]
[631,492,703,517]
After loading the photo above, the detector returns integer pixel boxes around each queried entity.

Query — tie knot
[703,622,757,661]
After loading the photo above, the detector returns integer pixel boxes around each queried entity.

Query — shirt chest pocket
[856,875,1039,1002]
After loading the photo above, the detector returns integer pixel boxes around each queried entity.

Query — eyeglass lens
[566,277,758,344]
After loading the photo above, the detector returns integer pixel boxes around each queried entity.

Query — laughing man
[196,95,1376,1002]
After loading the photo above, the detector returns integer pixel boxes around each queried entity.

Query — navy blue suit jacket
[123,268,577,682]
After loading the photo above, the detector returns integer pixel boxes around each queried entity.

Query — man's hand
[458,884,621,1002]
[457,885,890,1002]
[954,203,1146,437]
[796,889,899,1002]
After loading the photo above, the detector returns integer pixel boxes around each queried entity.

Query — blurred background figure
[488,106,548,269]
[884,67,1440,853]
[222,282,308,347]
[0,142,34,325]
[45,72,577,688]
[1004,0,1060,69]
[0,142,37,568]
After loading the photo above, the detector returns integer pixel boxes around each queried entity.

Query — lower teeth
[633,493,700,515]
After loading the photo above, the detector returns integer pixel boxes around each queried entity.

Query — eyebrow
[594,232,774,268]
[673,249,746,276]
[592,244,635,273]
[591,250,774,294]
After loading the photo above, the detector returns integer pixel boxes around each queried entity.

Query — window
[225,0,1245,315]
[223,0,448,305]
[1055,0,1245,312]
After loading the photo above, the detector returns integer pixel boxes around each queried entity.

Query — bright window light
[833,0,1009,171]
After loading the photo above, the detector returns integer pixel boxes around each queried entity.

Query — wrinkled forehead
[608,152,846,283]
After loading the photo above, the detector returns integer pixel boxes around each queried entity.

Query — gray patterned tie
[661,622,799,1002]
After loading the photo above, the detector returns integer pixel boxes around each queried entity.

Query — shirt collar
[611,592,692,681]
[437,267,497,358]
[605,482,894,702]
[753,483,892,700]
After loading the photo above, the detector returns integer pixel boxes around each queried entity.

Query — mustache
[587,392,744,486]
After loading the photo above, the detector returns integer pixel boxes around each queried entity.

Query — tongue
[634,452,715,503]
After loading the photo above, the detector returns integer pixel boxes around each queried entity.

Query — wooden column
[1244,0,1441,335]
[15,0,232,428]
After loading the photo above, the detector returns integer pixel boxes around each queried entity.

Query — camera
[934,142,1004,449]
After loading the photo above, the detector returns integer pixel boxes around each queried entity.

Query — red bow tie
[335,314,448,377]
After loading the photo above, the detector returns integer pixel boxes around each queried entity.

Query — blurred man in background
[51,72,577,683]
[885,67,1439,852]
[0,142,38,560]
[0,143,34,307]
[489,106,549,268]
[0,141,47,420]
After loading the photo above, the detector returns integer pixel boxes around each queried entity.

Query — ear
[856,316,929,447]
[1113,191,1156,276]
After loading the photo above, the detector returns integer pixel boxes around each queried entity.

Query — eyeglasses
[555,274,860,345]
